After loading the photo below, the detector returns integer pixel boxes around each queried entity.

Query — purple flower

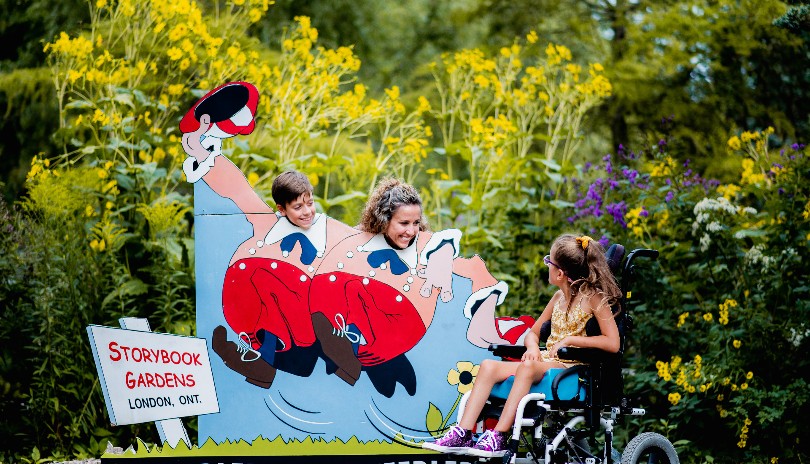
[639,208,649,218]
[605,201,628,227]
[622,168,639,184]
[586,184,602,202]
[665,191,674,203]
[599,235,610,248]
[583,162,592,172]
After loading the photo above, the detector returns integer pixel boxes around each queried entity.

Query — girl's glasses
[543,255,563,272]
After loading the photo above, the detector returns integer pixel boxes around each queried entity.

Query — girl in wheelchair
[424,234,623,458]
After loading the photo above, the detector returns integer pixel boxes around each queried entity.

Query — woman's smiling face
[384,204,422,249]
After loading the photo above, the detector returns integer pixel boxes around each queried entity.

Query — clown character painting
[180,81,363,390]
[180,81,521,400]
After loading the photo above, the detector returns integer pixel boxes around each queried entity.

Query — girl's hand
[522,346,542,361]
[548,337,569,358]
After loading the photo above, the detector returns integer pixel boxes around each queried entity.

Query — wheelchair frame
[455,248,679,464]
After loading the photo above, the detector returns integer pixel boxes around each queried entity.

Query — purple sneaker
[467,429,509,458]
[422,425,474,454]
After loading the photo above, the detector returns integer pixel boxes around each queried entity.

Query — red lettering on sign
[109,342,121,361]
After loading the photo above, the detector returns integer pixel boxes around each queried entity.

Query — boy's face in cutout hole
[278,193,316,230]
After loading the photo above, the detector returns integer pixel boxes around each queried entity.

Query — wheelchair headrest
[605,243,626,276]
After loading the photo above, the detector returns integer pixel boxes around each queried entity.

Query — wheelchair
[455,246,679,464]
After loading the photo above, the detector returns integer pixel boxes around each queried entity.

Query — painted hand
[418,243,454,302]
[181,113,212,163]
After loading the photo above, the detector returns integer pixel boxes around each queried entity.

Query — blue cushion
[489,368,585,401]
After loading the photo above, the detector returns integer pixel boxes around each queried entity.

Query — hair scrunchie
[576,236,593,250]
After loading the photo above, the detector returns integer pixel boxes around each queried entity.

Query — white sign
[87,325,219,426]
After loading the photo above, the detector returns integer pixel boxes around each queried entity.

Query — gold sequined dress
[540,297,592,367]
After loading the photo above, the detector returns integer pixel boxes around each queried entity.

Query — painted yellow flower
[447,361,479,394]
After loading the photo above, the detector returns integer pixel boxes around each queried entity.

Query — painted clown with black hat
[180,81,363,389]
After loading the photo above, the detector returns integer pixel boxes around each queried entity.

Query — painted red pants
[309,272,426,367]
[222,258,315,351]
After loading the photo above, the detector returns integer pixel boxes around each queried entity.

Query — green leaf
[64,100,94,109]
[323,191,366,207]
[538,158,562,171]
[113,92,134,107]
[102,278,148,309]
[549,199,575,209]
[425,402,443,433]
[734,229,767,238]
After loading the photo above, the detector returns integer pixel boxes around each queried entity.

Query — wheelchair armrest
[488,344,530,359]
[557,347,619,364]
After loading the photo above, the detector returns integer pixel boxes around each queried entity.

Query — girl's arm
[522,290,563,361]
[548,292,620,357]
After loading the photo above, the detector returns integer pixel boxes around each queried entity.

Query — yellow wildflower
[728,136,742,150]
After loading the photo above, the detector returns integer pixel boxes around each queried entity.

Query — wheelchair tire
[620,432,679,464]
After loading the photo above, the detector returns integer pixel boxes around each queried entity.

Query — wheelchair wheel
[621,432,679,464]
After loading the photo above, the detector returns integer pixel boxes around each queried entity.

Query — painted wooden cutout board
[184,82,536,458]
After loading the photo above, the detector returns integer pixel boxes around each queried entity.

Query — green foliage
[0,68,60,202]
[564,128,810,462]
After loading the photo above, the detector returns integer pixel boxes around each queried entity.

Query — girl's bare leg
[494,360,564,432]
[457,359,519,430]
